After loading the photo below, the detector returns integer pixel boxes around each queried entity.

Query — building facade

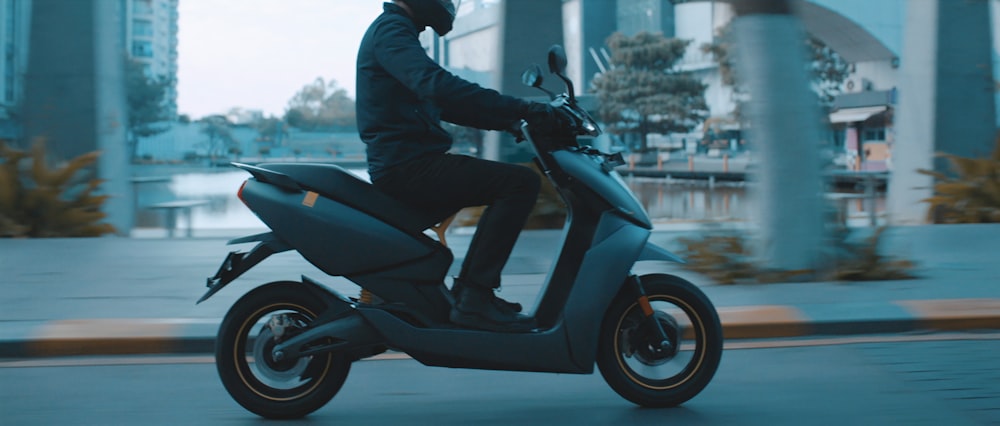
[420,0,563,162]
[122,0,179,119]
[433,0,998,171]
[0,0,178,141]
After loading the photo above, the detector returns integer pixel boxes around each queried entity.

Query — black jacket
[356,2,528,180]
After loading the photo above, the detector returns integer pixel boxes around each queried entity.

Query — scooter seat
[255,163,440,235]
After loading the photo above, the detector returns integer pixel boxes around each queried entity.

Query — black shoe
[450,286,535,332]
[451,280,523,313]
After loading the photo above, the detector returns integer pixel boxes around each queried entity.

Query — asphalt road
[2,336,999,425]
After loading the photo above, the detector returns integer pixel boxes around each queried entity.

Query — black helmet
[399,0,458,36]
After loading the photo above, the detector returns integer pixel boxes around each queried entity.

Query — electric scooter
[199,45,723,419]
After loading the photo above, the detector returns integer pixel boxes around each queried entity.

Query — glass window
[5,0,16,102]
[617,0,660,35]
[862,128,886,141]
[132,40,154,58]
[133,19,153,37]
[5,0,15,41]
[457,0,500,17]
[446,28,497,73]
[133,0,153,15]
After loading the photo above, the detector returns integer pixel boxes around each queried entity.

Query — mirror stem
[556,73,576,103]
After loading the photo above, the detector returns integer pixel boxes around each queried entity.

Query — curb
[0,319,218,358]
[3,299,1000,358]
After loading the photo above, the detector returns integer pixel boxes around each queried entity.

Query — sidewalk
[0,224,998,358]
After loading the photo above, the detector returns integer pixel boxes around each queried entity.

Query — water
[131,166,885,235]
[628,178,752,223]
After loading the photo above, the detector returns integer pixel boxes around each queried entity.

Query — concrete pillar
[577,0,618,93]
[730,0,826,271]
[22,0,132,234]
[888,0,997,224]
[493,0,563,163]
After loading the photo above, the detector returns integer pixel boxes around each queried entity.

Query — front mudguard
[638,241,686,264]
[563,218,686,369]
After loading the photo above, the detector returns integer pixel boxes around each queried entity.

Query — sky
[176,1,384,119]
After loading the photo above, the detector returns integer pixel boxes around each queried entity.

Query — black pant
[372,153,541,289]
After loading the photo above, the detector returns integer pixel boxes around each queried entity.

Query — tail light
[237,180,249,205]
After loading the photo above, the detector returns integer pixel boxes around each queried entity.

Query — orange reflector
[302,191,319,208]
[638,295,654,316]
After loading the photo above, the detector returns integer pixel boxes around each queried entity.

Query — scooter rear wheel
[596,274,723,407]
[216,281,351,419]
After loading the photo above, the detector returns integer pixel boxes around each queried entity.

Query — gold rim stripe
[235,303,331,402]
[616,295,707,391]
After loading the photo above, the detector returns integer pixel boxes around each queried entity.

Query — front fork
[628,275,676,354]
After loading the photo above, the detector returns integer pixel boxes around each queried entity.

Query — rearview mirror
[547,45,568,75]
[521,64,544,88]
[547,45,575,102]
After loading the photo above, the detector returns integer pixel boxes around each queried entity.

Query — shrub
[0,140,117,237]
[919,135,1000,223]
[678,226,915,284]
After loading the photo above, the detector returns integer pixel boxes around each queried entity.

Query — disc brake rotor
[622,311,681,366]
[251,314,311,385]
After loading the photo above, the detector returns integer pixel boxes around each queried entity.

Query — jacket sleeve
[373,18,527,130]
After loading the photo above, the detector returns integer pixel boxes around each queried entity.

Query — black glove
[522,102,575,135]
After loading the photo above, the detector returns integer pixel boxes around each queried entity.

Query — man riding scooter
[356,0,573,332]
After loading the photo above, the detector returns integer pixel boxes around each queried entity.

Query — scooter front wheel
[216,282,351,419]
[597,274,723,407]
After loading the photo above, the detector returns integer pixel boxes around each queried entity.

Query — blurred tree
[591,32,708,151]
[199,115,237,160]
[125,59,171,161]
[253,116,287,159]
[284,78,356,131]
[253,116,289,146]
[806,38,852,106]
[702,22,850,119]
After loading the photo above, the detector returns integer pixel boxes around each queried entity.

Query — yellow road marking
[717,305,810,338]
[896,299,1000,330]
[30,319,181,357]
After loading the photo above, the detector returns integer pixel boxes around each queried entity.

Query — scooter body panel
[551,149,651,228]
[240,179,451,280]
[562,214,649,367]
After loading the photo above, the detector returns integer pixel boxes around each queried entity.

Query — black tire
[597,274,723,407]
[216,282,351,419]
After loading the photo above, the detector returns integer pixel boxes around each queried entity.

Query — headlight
[581,119,601,136]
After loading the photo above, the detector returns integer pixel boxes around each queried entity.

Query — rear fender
[197,232,291,304]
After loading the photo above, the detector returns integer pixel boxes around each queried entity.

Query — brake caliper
[267,314,294,343]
